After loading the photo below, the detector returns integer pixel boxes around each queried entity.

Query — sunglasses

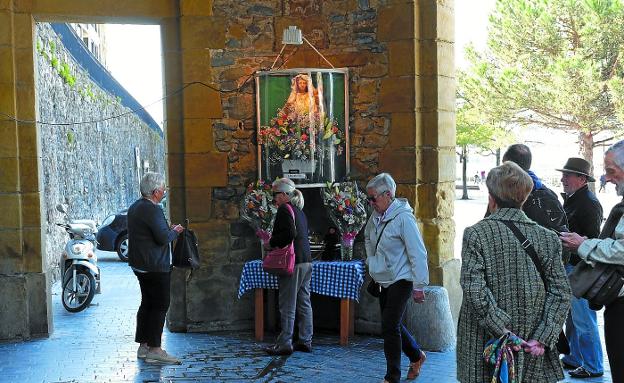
[367,191,387,203]
[272,191,285,197]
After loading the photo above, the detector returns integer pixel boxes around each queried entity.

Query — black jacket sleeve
[270,204,297,248]
[145,203,178,246]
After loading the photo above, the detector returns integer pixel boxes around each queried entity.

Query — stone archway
[0,0,457,341]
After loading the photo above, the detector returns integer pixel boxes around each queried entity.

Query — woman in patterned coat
[457,161,571,382]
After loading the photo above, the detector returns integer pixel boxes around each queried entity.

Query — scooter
[56,205,101,313]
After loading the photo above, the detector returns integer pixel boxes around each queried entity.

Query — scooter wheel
[62,269,96,312]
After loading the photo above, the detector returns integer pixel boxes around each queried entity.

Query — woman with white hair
[263,177,313,355]
[364,173,429,383]
[128,172,184,365]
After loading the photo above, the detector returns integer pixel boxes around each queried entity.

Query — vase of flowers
[240,180,277,255]
[322,181,368,261]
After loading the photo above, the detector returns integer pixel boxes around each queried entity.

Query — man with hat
[561,141,624,383]
[556,157,604,378]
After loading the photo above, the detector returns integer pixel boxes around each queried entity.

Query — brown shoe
[407,351,426,379]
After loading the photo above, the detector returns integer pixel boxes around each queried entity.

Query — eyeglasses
[367,191,387,203]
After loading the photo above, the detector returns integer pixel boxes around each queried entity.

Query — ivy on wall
[36,36,121,106]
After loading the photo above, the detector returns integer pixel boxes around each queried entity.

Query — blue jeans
[562,264,603,374]
[379,279,422,383]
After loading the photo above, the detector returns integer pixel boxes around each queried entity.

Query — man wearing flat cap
[557,157,604,378]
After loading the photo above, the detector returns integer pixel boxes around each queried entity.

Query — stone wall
[169,0,452,335]
[35,23,165,280]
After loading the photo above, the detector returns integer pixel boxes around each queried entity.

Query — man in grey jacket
[364,173,429,383]
[561,140,624,383]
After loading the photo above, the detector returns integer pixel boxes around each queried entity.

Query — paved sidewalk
[0,222,615,382]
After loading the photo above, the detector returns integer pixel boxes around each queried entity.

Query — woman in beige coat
[457,161,571,382]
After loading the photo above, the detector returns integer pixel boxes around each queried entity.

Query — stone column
[166,0,231,331]
[378,1,460,322]
[0,2,51,340]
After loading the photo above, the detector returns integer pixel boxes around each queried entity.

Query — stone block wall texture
[35,23,165,281]
[169,0,457,335]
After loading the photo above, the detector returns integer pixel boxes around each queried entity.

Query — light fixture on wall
[271,26,335,69]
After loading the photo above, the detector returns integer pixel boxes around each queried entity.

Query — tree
[456,101,511,199]
[461,0,624,174]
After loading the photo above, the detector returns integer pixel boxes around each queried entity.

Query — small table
[238,259,365,345]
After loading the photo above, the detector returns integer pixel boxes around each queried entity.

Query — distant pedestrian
[364,173,429,383]
[599,174,607,193]
[263,177,313,356]
[560,140,624,383]
[474,172,480,184]
[128,172,184,364]
[458,161,571,382]
[556,158,604,378]
[480,170,486,182]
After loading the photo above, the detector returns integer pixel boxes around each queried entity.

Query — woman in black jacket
[128,172,184,364]
[264,178,313,355]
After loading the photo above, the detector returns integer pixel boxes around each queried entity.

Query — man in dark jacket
[499,145,569,249]
[128,172,184,365]
[556,158,604,378]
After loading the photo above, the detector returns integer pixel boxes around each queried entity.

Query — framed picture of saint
[255,68,349,187]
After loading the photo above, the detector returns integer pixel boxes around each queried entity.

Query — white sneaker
[137,344,148,359]
[145,350,182,365]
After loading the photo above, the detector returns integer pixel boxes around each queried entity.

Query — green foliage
[66,131,75,146]
[51,57,59,70]
[460,0,624,158]
[58,62,76,87]
[36,40,42,53]
[49,40,56,55]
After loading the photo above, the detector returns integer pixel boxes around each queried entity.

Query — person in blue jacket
[364,173,429,383]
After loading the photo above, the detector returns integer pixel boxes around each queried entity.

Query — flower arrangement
[322,181,368,260]
[240,180,277,245]
[258,110,344,163]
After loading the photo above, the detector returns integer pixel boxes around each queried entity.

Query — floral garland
[240,180,277,244]
[258,110,344,163]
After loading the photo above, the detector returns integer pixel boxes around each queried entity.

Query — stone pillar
[166,1,234,331]
[0,2,51,340]
[378,1,460,323]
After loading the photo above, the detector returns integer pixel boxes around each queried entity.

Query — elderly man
[561,141,624,383]
[556,158,604,378]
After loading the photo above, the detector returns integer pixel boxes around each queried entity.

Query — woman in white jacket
[364,173,429,383]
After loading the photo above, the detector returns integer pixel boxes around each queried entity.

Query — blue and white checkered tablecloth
[238,259,366,301]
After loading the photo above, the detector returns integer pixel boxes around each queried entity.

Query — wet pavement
[0,189,616,382]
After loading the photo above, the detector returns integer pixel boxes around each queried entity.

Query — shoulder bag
[366,218,394,298]
[569,261,624,310]
[263,204,296,276]
[499,220,570,355]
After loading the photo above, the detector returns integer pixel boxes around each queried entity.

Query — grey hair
[606,140,624,170]
[273,177,304,209]
[366,173,396,198]
[140,172,165,197]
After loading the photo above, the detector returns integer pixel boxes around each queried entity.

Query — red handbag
[262,204,296,276]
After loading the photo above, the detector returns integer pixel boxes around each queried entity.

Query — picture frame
[255,68,350,187]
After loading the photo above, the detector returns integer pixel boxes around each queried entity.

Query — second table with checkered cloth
[238,259,366,345]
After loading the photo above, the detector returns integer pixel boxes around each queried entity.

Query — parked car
[96,210,128,261]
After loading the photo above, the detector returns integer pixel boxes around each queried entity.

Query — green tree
[461,0,624,173]
[456,101,511,199]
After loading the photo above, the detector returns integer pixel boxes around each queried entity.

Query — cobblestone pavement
[0,248,613,382]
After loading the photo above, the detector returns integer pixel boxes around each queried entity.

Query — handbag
[366,218,394,298]
[499,220,570,355]
[172,219,200,270]
[262,203,296,276]
[569,261,624,310]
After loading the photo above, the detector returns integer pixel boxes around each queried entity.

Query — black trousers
[605,297,624,383]
[379,279,422,383]
[134,271,171,348]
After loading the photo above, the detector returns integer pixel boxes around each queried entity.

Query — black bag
[173,220,200,270]
[366,218,393,298]
[569,261,624,310]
